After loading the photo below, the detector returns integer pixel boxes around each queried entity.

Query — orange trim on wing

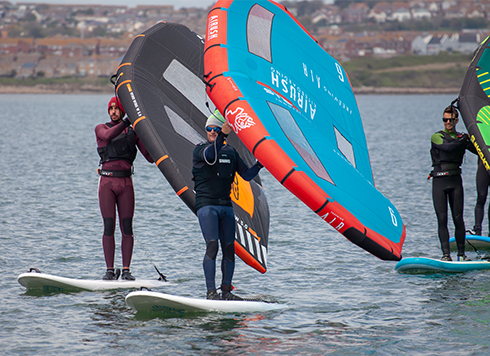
[235,242,266,274]
[156,155,168,166]
[176,186,188,196]
[133,116,146,128]
[117,63,131,71]
[116,80,131,92]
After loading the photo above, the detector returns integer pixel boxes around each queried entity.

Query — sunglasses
[206,126,221,133]
[442,118,455,122]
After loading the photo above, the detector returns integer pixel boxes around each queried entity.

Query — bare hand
[222,122,232,135]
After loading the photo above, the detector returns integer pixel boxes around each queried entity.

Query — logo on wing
[226,107,255,132]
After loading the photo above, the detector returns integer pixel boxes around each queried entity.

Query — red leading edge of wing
[204,1,405,260]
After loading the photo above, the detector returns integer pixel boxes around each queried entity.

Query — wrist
[218,131,228,138]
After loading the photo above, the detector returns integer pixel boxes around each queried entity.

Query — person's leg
[117,177,135,270]
[433,178,450,258]
[449,176,467,259]
[98,177,117,279]
[198,206,220,297]
[219,206,241,300]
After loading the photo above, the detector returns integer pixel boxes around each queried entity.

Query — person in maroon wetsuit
[95,97,154,280]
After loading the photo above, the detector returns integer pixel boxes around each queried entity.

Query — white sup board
[17,268,167,292]
[125,290,285,314]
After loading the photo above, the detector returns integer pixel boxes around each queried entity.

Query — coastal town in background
[0,0,489,88]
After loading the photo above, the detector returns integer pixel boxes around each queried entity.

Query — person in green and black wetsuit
[430,105,476,261]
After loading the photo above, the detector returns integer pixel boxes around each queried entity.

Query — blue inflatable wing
[204,0,405,260]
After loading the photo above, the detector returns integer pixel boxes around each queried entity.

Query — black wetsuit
[192,131,261,292]
[474,159,490,235]
[430,129,476,256]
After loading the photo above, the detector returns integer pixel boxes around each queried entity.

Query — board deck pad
[125,290,285,315]
[449,235,490,251]
[17,269,167,292]
[395,257,490,273]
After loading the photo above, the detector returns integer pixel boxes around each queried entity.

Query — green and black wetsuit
[430,129,476,256]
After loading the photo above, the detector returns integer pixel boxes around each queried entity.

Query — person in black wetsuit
[473,158,490,236]
[95,97,154,280]
[192,110,263,300]
[430,105,476,261]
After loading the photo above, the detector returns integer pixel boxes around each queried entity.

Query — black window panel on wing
[247,4,274,62]
[267,102,334,184]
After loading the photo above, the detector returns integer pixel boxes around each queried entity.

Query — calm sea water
[1,94,489,355]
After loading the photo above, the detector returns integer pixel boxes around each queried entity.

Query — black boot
[102,268,120,280]
[121,269,135,280]
[206,289,221,300]
[221,284,242,301]
[473,225,482,236]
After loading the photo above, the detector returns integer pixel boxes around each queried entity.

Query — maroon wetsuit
[95,120,153,270]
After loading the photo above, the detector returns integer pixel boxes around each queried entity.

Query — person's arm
[202,122,233,163]
[135,134,154,163]
[431,132,467,152]
[203,132,226,163]
[236,156,263,181]
[95,119,128,142]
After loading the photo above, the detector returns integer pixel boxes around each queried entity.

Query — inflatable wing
[204,1,405,260]
[115,22,270,273]
[458,36,490,172]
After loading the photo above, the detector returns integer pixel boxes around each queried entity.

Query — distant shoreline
[0,84,460,95]
[354,86,459,95]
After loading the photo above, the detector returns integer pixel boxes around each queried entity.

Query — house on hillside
[17,61,35,78]
[391,7,412,22]
[411,7,432,20]
[427,35,449,55]
[0,54,15,76]
[466,5,485,18]
[444,5,466,18]
[57,59,78,77]
[367,8,388,23]
[458,32,480,53]
[312,5,342,26]
[411,33,432,54]
[441,0,458,10]
[411,31,481,55]
[12,53,39,78]
[343,3,369,23]
[35,56,60,78]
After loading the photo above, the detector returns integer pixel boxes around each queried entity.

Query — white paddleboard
[125,290,285,314]
[17,268,167,292]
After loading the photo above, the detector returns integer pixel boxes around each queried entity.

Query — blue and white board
[17,269,167,292]
[449,235,490,251]
[395,257,490,273]
[125,290,285,314]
